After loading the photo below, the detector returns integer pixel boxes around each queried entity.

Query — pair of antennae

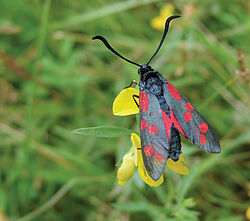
[92,15,180,67]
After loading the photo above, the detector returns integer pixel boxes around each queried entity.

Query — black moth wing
[139,88,170,181]
[157,73,220,153]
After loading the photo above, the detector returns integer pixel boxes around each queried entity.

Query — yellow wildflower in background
[151,4,175,30]
[246,207,250,220]
[114,88,189,186]
[160,4,175,17]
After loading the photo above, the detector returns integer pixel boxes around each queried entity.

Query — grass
[0,0,249,220]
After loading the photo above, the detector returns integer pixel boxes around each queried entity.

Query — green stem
[38,0,51,58]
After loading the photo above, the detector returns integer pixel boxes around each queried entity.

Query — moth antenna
[92,35,142,67]
[146,15,181,65]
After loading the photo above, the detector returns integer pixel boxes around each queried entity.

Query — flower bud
[117,155,136,185]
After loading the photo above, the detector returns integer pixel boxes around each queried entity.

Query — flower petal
[131,133,141,166]
[167,154,189,175]
[131,133,141,149]
[113,88,139,116]
[137,149,164,186]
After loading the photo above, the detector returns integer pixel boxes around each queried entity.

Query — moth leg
[169,124,182,161]
[125,80,140,88]
[132,95,139,108]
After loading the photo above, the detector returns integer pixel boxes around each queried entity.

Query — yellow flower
[160,4,175,17]
[151,16,166,31]
[151,4,175,30]
[167,154,189,175]
[113,87,139,116]
[114,88,189,186]
[246,207,250,220]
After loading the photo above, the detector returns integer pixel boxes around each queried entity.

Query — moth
[93,15,220,181]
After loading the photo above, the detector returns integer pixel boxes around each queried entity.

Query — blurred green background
[0,0,249,220]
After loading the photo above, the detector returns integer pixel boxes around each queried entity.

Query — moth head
[138,64,153,76]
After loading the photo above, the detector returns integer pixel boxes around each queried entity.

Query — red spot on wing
[167,83,181,100]
[199,122,208,133]
[184,111,192,122]
[139,91,149,112]
[147,125,159,135]
[154,152,163,163]
[161,109,187,140]
[200,134,207,146]
[161,110,171,141]
[141,120,148,130]
[185,102,194,111]
[169,108,186,137]
[144,146,153,156]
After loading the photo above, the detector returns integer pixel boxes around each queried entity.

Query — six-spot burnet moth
[92,15,220,181]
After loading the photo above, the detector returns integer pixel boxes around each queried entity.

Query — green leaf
[72,126,135,137]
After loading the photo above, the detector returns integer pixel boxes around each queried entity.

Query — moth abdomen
[169,125,182,161]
